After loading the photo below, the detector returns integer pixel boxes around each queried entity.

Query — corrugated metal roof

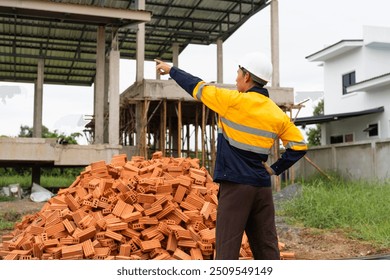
[0,0,270,86]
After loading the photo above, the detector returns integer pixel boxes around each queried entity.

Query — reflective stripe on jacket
[194,82,307,154]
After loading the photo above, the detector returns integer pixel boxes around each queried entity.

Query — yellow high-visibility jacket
[170,66,307,187]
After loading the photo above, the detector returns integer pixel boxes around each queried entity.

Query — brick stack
[0,152,297,260]
[0,152,256,260]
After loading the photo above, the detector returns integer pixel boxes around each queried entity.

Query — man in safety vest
[155,52,307,260]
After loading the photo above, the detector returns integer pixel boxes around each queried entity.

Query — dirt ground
[1,193,389,260]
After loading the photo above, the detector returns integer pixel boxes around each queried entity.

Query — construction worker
[155,52,307,260]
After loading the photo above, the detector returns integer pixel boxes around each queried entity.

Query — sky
[1,0,390,144]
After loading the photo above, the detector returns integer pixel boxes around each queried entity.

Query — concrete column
[94,25,105,144]
[104,56,109,143]
[32,165,41,185]
[108,49,120,146]
[270,0,281,191]
[33,58,44,138]
[136,0,145,83]
[216,38,223,83]
[172,43,179,67]
[271,0,280,87]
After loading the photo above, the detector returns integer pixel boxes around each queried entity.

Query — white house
[297,26,390,145]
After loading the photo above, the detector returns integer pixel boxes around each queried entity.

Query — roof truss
[0,0,270,86]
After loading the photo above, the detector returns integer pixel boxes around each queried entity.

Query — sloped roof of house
[295,106,384,126]
[306,40,364,62]
[347,72,390,93]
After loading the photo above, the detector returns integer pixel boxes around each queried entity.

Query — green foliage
[0,173,79,189]
[18,124,81,144]
[280,178,390,247]
[306,99,323,147]
[0,167,83,178]
[306,125,321,146]
[0,175,32,189]
[0,196,16,202]
[313,99,324,116]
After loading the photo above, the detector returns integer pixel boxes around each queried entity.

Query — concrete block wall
[295,139,390,181]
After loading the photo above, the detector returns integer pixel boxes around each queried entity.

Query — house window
[344,134,354,142]
[363,123,378,137]
[342,71,356,95]
[330,135,343,144]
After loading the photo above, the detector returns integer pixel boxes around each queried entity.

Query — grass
[0,175,77,231]
[0,175,76,190]
[279,176,390,248]
[0,211,21,231]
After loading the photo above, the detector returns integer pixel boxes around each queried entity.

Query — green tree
[18,125,81,144]
[306,99,323,146]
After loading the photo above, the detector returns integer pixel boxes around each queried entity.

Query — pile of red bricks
[0,151,295,260]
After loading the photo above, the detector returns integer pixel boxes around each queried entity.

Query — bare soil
[1,194,389,260]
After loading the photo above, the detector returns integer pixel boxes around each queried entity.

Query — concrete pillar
[136,0,145,83]
[32,165,41,185]
[271,0,280,87]
[33,58,44,138]
[104,56,109,143]
[270,0,281,191]
[108,49,120,146]
[172,43,179,67]
[216,38,223,83]
[94,25,105,144]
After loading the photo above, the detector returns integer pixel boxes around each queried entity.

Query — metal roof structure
[0,0,270,86]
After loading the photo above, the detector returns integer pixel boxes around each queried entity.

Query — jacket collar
[247,86,269,97]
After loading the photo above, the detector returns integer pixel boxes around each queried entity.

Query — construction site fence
[294,138,390,182]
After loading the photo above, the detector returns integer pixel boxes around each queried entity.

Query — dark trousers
[215,181,280,260]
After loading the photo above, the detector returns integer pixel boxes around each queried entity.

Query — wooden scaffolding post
[159,99,166,156]
[186,124,190,157]
[201,104,206,167]
[141,100,150,158]
[289,107,295,184]
[195,107,199,159]
[177,100,182,157]
[272,140,281,192]
[168,103,172,156]
[210,111,216,175]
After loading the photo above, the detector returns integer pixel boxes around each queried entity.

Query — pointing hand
[155,59,172,75]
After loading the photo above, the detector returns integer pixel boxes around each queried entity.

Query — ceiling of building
[0,0,270,86]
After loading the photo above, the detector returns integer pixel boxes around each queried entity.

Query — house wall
[321,26,390,144]
[323,47,364,115]
[322,112,386,145]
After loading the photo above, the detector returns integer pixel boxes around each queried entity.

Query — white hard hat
[239,52,273,85]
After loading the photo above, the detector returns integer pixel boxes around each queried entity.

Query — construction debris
[0,151,295,260]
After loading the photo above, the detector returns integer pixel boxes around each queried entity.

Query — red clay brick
[0,152,280,260]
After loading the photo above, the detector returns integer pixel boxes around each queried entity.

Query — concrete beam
[0,138,121,166]
[0,0,151,26]
[121,80,294,106]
